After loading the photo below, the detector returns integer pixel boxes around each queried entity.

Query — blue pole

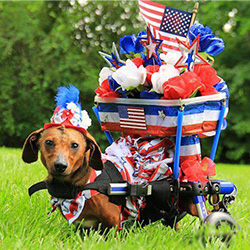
[173,108,184,180]
[92,106,114,145]
[217,180,236,194]
[193,196,208,222]
[210,100,226,161]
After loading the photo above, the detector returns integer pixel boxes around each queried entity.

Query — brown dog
[22,126,121,231]
[23,126,200,231]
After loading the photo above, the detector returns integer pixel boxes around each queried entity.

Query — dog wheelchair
[93,92,239,233]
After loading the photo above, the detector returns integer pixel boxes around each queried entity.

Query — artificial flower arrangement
[95,23,226,101]
[94,22,229,185]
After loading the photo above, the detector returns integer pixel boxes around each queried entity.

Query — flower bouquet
[94,15,229,137]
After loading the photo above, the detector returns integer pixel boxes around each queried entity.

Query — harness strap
[83,160,125,194]
[28,181,47,196]
[28,161,126,206]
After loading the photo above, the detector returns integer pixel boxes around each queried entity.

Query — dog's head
[22,126,103,182]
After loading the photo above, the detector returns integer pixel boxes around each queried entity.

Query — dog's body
[22,126,198,231]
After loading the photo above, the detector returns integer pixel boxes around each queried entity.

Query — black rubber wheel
[202,212,240,243]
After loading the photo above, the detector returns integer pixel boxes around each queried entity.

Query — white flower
[112,59,146,91]
[80,110,92,130]
[98,67,115,85]
[160,51,182,66]
[66,102,80,114]
[151,65,180,94]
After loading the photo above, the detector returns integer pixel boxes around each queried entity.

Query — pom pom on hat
[55,85,81,109]
[44,85,91,133]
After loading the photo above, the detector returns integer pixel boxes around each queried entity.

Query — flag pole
[186,2,199,44]
[190,2,199,28]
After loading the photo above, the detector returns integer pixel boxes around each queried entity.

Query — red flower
[180,157,216,185]
[194,65,221,86]
[201,157,216,176]
[145,65,160,83]
[162,72,203,99]
[95,79,121,98]
[62,109,74,120]
[132,57,145,68]
[200,85,218,96]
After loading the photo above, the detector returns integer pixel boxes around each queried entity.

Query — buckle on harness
[128,184,152,196]
[108,183,152,196]
[108,183,128,195]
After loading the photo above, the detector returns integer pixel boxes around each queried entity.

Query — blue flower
[140,90,161,99]
[108,76,128,98]
[188,23,225,56]
[120,31,146,54]
[214,80,229,98]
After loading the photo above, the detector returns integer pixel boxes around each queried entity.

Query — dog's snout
[54,155,68,173]
[54,163,67,173]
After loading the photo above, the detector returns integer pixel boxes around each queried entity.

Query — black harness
[29,161,177,223]
[29,161,127,206]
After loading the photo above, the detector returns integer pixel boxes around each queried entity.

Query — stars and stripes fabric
[180,135,201,165]
[118,106,147,130]
[50,169,101,225]
[103,135,174,225]
[138,0,193,53]
[96,92,228,138]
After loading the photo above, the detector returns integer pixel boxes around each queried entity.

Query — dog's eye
[45,140,54,147]
[71,143,79,149]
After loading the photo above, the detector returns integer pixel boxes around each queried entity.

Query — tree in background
[0,0,249,163]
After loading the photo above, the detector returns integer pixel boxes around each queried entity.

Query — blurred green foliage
[0,0,249,163]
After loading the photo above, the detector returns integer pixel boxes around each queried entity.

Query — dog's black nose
[54,154,68,174]
[54,163,67,173]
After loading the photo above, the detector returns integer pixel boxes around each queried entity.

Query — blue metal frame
[217,180,235,194]
[210,100,226,161]
[193,196,208,222]
[93,100,237,223]
[92,106,114,144]
[173,108,184,180]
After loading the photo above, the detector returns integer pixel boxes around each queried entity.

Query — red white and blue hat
[44,85,91,134]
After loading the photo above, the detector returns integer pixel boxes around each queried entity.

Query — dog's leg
[81,194,121,232]
[95,194,121,231]
[179,196,199,217]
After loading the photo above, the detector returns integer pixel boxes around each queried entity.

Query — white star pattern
[158,110,166,120]
[146,36,159,58]
[160,7,192,37]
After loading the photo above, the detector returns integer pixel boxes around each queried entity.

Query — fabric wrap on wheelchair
[95,87,228,138]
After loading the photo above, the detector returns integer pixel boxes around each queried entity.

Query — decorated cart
[93,0,239,234]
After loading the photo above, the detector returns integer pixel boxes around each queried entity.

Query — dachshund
[22,126,199,232]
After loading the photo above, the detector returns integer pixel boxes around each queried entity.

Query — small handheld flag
[138,0,196,53]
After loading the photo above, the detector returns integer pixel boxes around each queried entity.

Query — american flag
[138,0,193,53]
[118,106,147,130]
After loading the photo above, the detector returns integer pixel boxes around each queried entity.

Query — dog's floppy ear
[22,128,44,163]
[85,132,104,170]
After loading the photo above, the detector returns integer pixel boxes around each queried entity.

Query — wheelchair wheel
[202,212,239,243]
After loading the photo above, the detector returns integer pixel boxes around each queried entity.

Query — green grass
[0,147,250,250]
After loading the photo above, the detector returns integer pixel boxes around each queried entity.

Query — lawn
[0,147,249,250]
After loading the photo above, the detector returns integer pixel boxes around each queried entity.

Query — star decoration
[158,110,166,120]
[99,42,125,68]
[138,28,163,65]
[175,34,209,72]
[103,114,108,123]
